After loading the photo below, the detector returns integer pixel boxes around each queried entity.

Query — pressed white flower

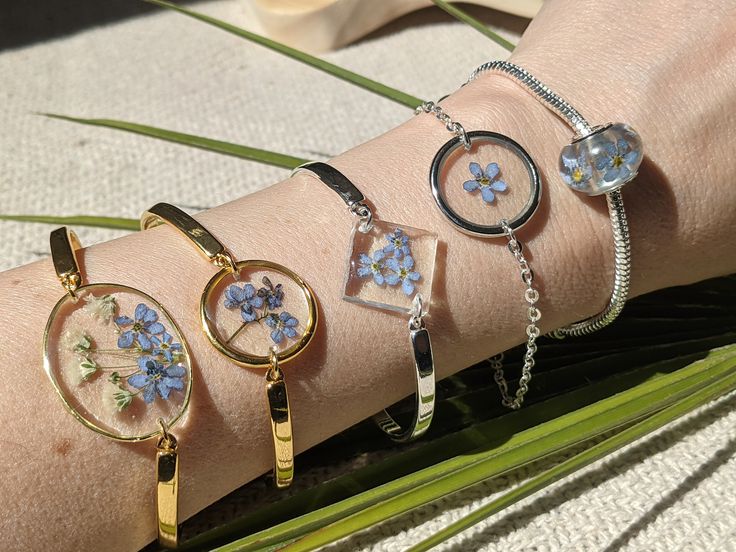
[83,294,118,323]
[62,329,93,354]
[78,357,98,380]
[112,388,134,411]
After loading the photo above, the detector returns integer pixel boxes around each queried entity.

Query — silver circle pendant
[429,130,542,237]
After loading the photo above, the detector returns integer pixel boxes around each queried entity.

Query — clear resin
[44,285,191,439]
[559,123,643,196]
[201,263,314,363]
[343,219,437,315]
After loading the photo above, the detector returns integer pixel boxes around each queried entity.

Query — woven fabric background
[1,2,734,550]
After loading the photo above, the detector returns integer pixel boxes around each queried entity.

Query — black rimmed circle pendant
[429,130,542,237]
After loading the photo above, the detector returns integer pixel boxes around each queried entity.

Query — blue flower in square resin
[265,312,299,344]
[595,138,640,182]
[383,228,411,259]
[357,249,387,285]
[463,162,508,203]
[224,283,265,323]
[560,155,593,189]
[386,255,421,296]
[128,356,186,403]
[150,332,182,362]
[115,303,165,350]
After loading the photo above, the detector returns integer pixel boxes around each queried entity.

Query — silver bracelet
[293,162,437,441]
[415,102,543,410]
[467,60,642,338]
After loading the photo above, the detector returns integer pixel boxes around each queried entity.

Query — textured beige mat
[1,2,734,550]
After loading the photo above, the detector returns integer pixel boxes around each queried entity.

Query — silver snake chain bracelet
[467,60,641,338]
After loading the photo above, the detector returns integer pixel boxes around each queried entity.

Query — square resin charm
[343,219,437,315]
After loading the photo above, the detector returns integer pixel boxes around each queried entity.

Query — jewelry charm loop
[429,130,542,237]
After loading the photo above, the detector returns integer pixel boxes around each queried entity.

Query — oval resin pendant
[43,284,192,441]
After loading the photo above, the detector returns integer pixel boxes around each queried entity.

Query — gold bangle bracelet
[141,203,319,488]
[43,227,192,548]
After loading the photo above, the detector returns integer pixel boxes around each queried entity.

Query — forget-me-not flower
[265,312,299,344]
[385,255,421,296]
[560,155,593,189]
[463,162,508,203]
[224,283,265,322]
[115,303,165,350]
[383,228,411,258]
[357,249,387,285]
[128,356,186,403]
[595,139,640,182]
[258,277,284,310]
[150,332,182,362]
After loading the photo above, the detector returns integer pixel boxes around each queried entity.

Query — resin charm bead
[559,123,643,196]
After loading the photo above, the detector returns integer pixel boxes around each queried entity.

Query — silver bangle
[468,60,642,337]
[293,161,437,442]
[416,101,543,410]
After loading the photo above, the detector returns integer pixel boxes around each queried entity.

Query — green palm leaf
[0,214,138,230]
[143,0,423,108]
[408,362,736,551]
[431,0,517,51]
[258,345,736,552]
[43,114,308,169]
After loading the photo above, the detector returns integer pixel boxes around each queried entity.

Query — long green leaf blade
[173,335,735,552]
[215,345,736,551]
[43,114,308,169]
[408,366,736,551]
[431,0,517,51]
[143,0,423,108]
[0,214,138,231]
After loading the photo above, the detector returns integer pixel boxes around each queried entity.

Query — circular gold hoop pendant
[200,260,318,368]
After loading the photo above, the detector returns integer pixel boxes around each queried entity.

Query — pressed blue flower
[463,161,508,203]
[257,277,284,310]
[385,255,421,296]
[595,138,640,182]
[561,155,593,189]
[115,303,165,350]
[128,356,186,403]
[150,332,182,362]
[383,228,411,258]
[356,249,387,285]
[223,283,264,322]
[265,312,299,344]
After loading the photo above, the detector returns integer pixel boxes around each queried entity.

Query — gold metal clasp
[266,348,293,489]
[50,227,83,300]
[156,418,180,549]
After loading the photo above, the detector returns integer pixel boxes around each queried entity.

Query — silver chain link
[416,101,471,149]
[490,219,541,410]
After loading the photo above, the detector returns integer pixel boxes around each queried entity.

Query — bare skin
[1,1,735,550]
